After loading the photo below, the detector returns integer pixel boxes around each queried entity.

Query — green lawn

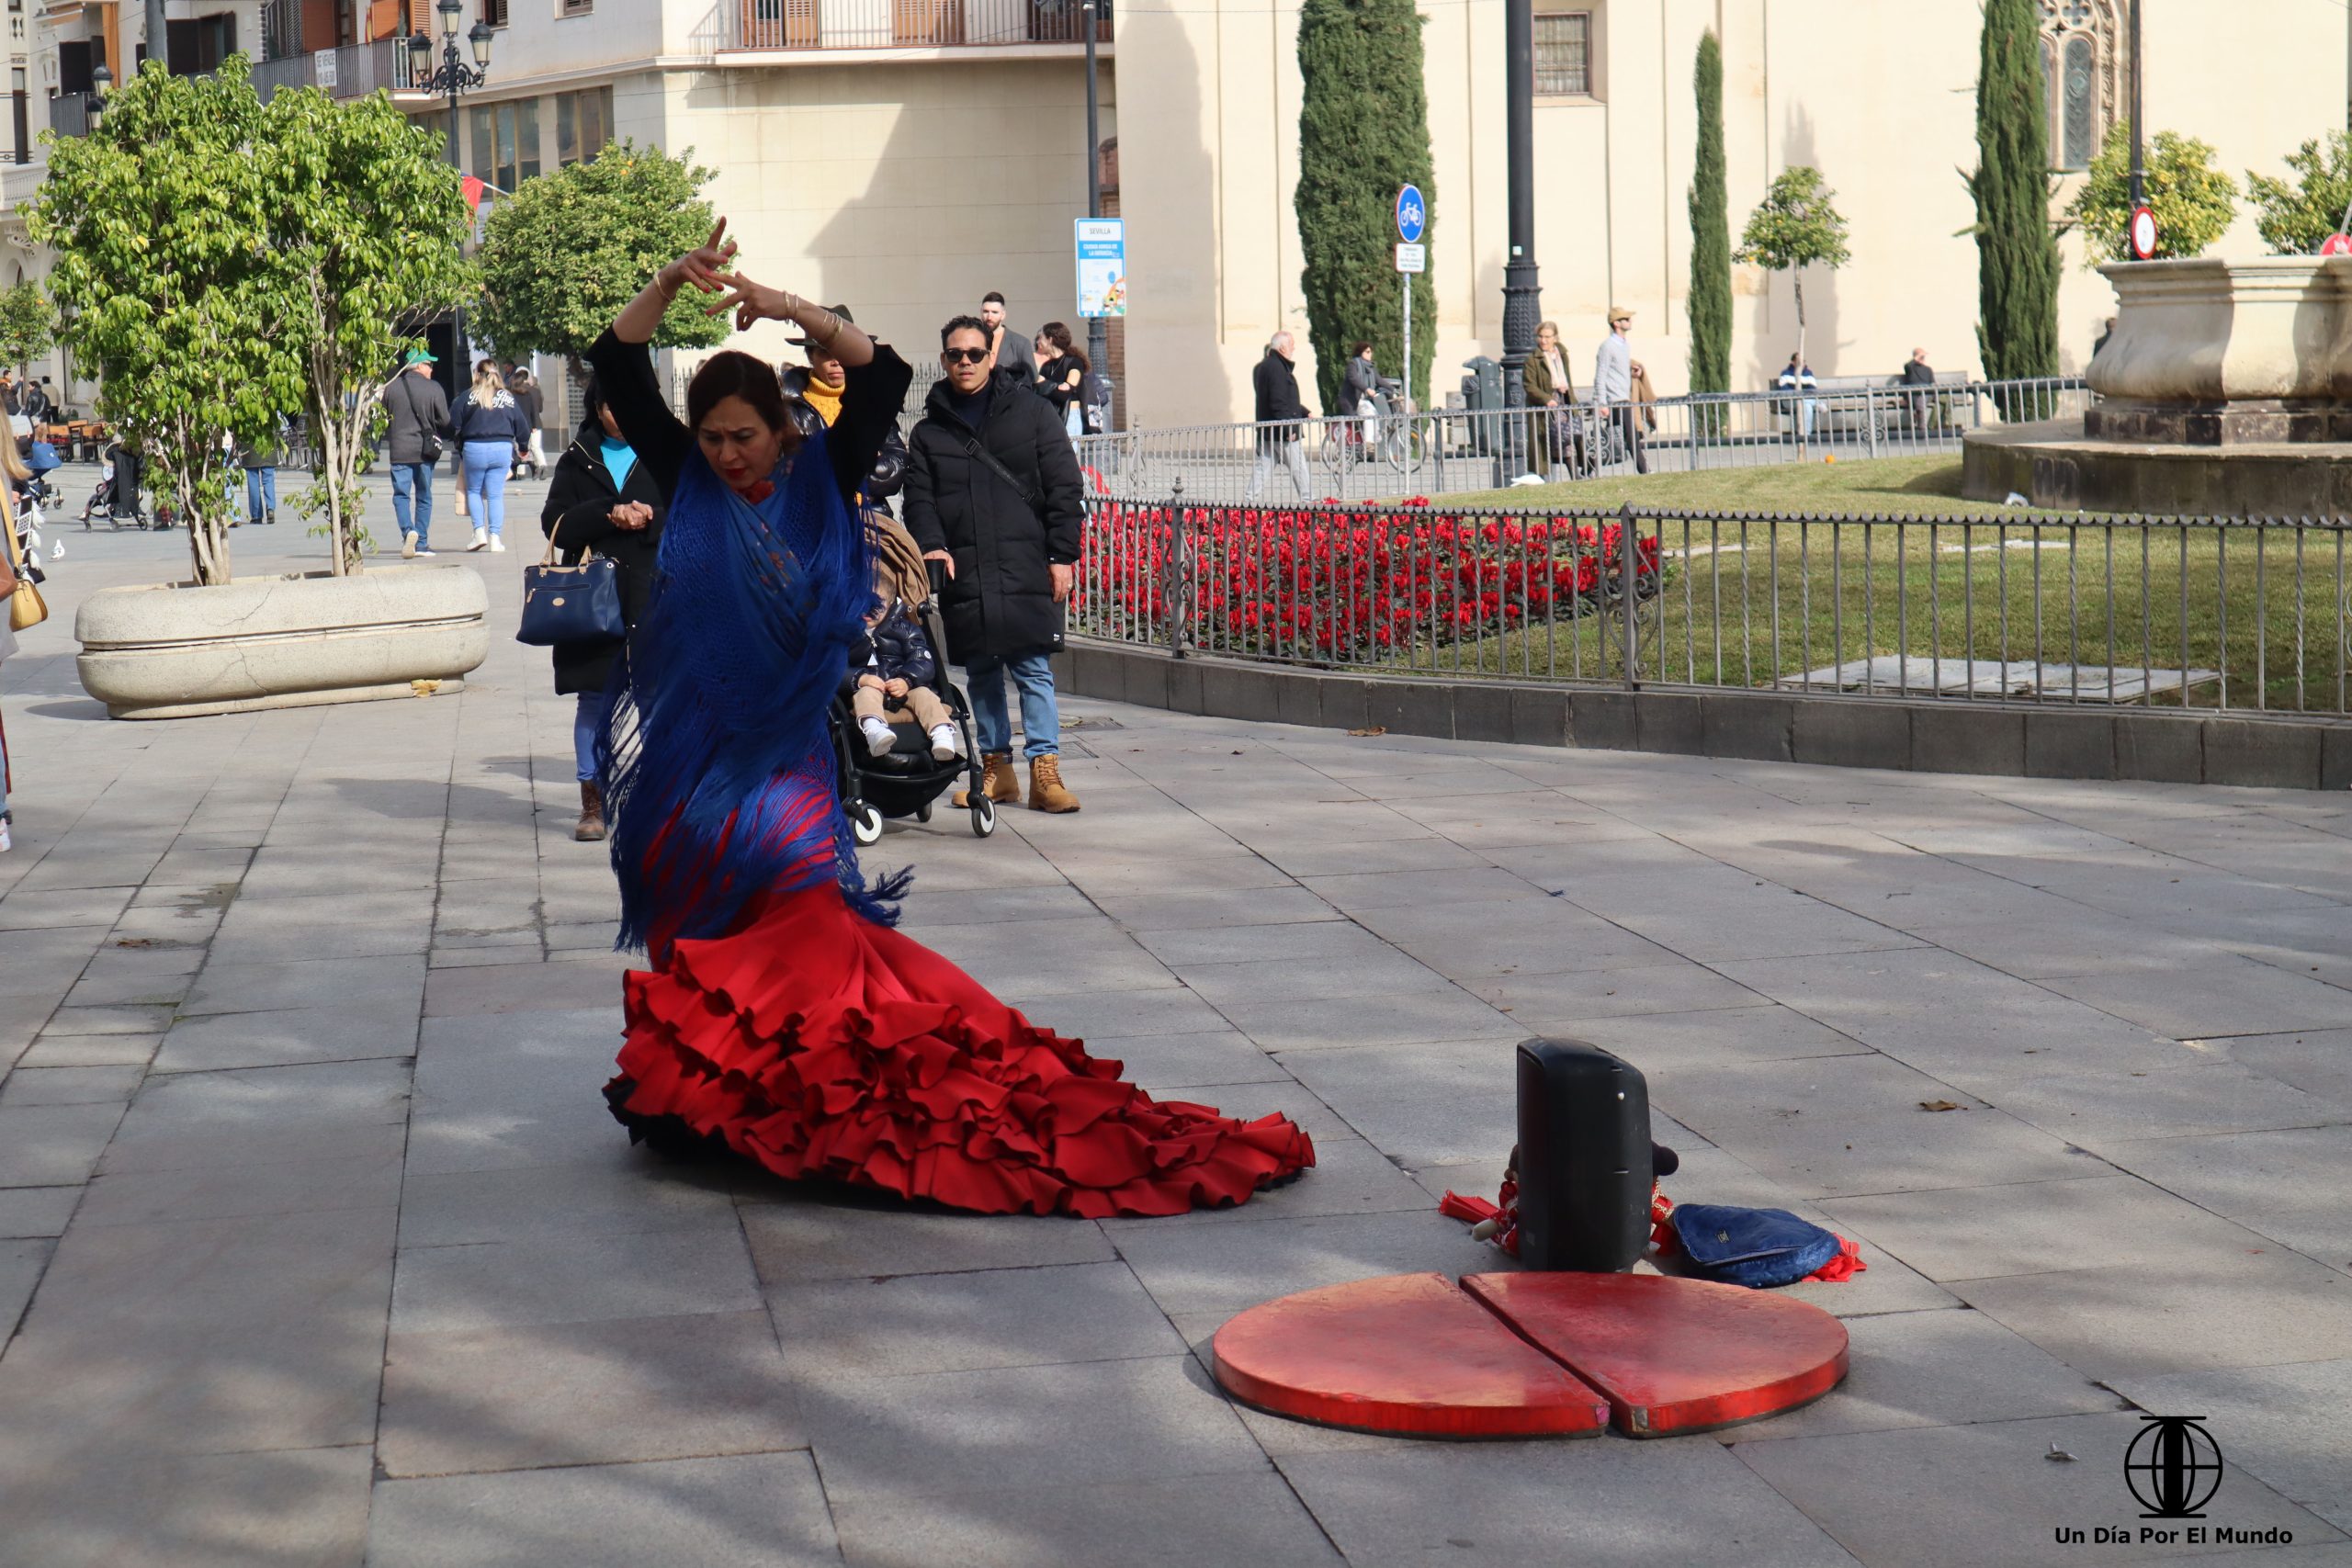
[1438,454,2066,519]
[1397,460,2351,713]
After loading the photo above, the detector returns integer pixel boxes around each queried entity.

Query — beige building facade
[2,1,2346,434]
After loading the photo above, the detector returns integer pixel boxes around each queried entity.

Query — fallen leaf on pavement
[1347,726,1388,737]
[1919,1100,1966,1112]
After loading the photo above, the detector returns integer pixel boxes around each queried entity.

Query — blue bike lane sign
[1396,185,1427,244]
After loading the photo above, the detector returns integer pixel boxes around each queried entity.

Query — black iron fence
[1073,498,2352,717]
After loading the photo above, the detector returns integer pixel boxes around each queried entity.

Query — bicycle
[1316,380,1426,480]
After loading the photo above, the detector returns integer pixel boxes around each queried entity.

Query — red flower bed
[1076,502,1663,662]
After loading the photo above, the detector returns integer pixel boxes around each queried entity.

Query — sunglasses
[942,348,989,366]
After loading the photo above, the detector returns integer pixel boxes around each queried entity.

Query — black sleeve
[586,328,693,503]
[1031,401,1085,566]
[899,624,936,688]
[829,344,915,510]
[902,426,943,555]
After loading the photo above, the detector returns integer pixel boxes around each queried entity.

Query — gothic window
[2040,0,2123,172]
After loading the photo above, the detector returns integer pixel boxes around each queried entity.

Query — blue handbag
[516,525,625,647]
[1669,1204,1844,1289]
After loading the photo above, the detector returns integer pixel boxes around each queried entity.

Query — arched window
[2041,0,2124,173]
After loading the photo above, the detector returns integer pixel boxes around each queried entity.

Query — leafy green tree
[0,282,58,375]
[29,60,298,586]
[1969,0,2059,386]
[258,87,471,573]
[2246,132,2352,254]
[469,142,728,373]
[2064,125,2238,267]
[1686,30,1732,432]
[1295,0,1437,412]
[1735,166,1849,367]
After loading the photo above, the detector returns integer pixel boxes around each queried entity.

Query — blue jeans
[244,466,276,523]
[461,441,511,537]
[964,651,1058,760]
[573,690,611,784]
[389,461,433,546]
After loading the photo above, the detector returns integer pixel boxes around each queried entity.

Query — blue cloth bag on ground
[1668,1203,1844,1289]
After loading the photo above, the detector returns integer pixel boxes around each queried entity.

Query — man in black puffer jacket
[904,314,1085,814]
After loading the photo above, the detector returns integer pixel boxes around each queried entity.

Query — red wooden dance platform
[1211,1271,1848,1439]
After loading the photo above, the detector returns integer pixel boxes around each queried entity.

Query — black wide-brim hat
[787,304,854,348]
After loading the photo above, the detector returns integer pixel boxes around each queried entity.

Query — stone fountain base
[1962,255,2352,516]
[1961,420,2352,515]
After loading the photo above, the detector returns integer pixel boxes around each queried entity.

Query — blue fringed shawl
[598,428,906,957]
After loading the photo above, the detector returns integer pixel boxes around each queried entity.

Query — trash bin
[1462,355,1502,456]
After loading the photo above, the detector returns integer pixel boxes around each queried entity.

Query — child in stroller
[853,595,962,762]
[832,513,998,844]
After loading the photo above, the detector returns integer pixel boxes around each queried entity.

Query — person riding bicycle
[1342,342,1380,445]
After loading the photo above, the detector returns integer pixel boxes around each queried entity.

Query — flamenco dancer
[588,225,1314,1219]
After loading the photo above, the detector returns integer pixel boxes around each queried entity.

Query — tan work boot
[1028,754,1080,814]
[956,752,1021,808]
[574,781,606,842]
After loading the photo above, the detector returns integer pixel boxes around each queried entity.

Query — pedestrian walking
[1244,332,1314,502]
[241,418,282,526]
[781,304,909,510]
[1591,306,1648,475]
[1776,351,1819,444]
[584,222,1308,1216]
[1034,321,1089,442]
[507,367,548,479]
[1522,321,1573,479]
[540,375,663,844]
[978,291,1037,381]
[453,357,530,553]
[383,346,450,558]
[904,313,1085,815]
[0,439,33,855]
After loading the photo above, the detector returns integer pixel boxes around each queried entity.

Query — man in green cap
[384,346,452,558]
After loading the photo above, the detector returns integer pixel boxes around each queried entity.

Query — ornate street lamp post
[410,0,494,381]
[1499,0,1542,444]
[87,61,111,134]
[1083,0,1108,422]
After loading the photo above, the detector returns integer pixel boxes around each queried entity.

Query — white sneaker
[413,547,437,558]
[0,820,12,852]
[468,526,489,552]
[489,536,507,553]
[401,532,416,558]
[860,716,896,758]
[929,724,962,761]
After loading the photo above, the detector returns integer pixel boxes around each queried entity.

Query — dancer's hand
[659,220,737,299]
[704,271,798,333]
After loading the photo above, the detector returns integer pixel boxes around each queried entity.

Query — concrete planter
[75,564,491,720]
[2086,256,2352,443]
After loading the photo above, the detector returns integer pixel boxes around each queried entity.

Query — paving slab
[368,1451,840,1568]
[765,1259,1185,1377]
[1732,1411,2343,1568]
[0,1444,374,1568]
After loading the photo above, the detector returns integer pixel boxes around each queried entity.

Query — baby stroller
[82,442,152,530]
[831,517,997,845]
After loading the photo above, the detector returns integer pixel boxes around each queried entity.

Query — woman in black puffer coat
[541,377,665,843]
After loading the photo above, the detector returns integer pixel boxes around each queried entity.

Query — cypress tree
[1296,0,1438,414]
[1970,0,2058,386]
[1686,30,1732,430]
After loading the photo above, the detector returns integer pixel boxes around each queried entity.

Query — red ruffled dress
[605,879,1316,1219]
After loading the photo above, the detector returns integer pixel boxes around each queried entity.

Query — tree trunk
[1794,269,1807,368]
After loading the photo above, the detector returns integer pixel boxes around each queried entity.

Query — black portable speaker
[1513,1038,1654,1272]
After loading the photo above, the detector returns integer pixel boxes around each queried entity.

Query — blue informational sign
[1396,185,1427,244]
[1075,219,1127,318]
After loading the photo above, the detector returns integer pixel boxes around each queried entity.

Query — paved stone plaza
[1,487,2349,1566]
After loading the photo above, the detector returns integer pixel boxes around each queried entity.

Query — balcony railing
[250,39,417,102]
[47,92,93,139]
[721,0,1110,51]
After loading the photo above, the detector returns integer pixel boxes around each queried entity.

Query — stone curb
[1055,639,2352,791]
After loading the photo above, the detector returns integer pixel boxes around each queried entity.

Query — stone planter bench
[75,563,490,720]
